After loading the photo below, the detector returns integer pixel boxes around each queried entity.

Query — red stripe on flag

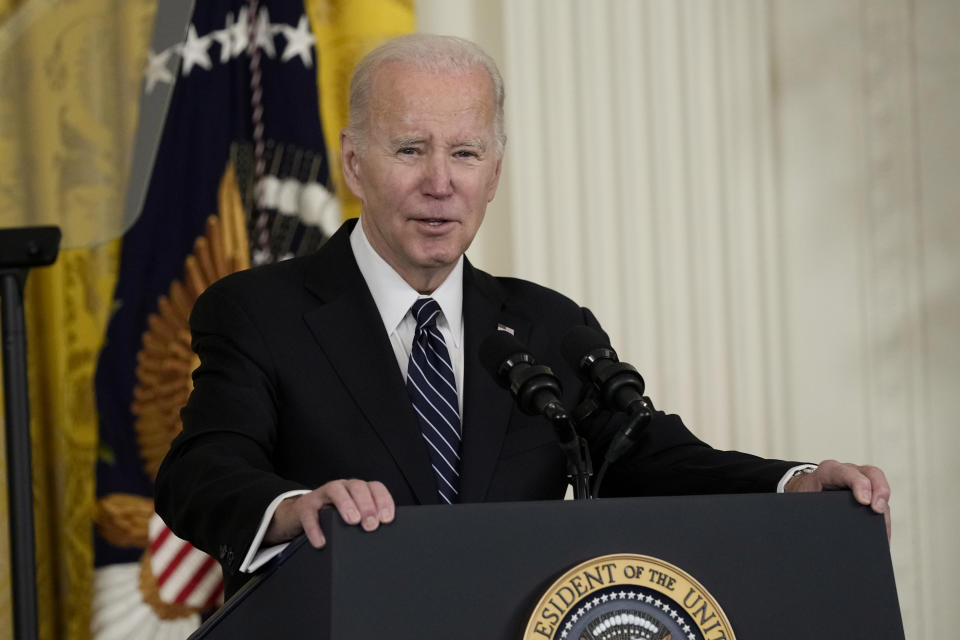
[174,554,219,604]
[150,526,172,554]
[203,579,225,610]
[156,543,193,586]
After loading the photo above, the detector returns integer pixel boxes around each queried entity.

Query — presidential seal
[523,554,735,640]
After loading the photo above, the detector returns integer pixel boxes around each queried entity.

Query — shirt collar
[349,219,463,347]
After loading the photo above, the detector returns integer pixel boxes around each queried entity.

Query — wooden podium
[191,492,903,639]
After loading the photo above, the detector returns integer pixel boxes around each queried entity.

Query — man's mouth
[415,217,454,227]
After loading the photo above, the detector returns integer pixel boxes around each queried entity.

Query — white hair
[345,33,506,157]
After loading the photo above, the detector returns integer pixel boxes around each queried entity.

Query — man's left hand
[785,459,891,540]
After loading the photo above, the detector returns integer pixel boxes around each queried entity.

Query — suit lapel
[300,222,439,505]
[458,262,531,502]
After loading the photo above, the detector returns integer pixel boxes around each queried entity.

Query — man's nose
[421,154,454,198]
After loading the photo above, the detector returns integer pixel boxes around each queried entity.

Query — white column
[499,0,787,454]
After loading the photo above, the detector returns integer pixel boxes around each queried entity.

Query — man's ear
[340,130,363,200]
[486,154,503,203]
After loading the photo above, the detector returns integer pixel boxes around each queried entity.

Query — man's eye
[454,150,478,159]
[397,147,418,155]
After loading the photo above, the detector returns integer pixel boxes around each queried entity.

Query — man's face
[341,62,503,293]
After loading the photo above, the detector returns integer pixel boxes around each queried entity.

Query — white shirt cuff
[239,489,310,573]
[776,464,819,493]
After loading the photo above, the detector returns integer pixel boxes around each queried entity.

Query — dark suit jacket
[155,219,798,596]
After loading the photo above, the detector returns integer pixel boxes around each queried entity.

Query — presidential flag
[91,1,342,635]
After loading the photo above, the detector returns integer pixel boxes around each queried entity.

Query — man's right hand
[264,479,396,548]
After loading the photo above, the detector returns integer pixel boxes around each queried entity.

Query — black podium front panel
[195,492,902,639]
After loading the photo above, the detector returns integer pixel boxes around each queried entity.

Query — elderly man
[155,34,890,598]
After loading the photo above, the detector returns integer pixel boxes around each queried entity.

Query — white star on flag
[181,24,212,75]
[212,13,234,63]
[253,7,276,58]
[144,48,175,94]
[230,6,250,57]
[280,15,316,66]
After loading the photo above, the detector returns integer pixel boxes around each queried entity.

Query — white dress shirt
[350,219,465,415]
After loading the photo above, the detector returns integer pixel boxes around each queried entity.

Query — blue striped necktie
[406,298,461,503]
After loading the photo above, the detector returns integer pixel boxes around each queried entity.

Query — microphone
[561,325,647,416]
[561,326,656,494]
[479,330,568,423]
[479,330,593,499]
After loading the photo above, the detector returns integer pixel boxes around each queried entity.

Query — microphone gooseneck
[561,326,657,496]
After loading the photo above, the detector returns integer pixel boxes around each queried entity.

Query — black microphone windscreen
[479,330,528,382]
[561,325,615,370]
